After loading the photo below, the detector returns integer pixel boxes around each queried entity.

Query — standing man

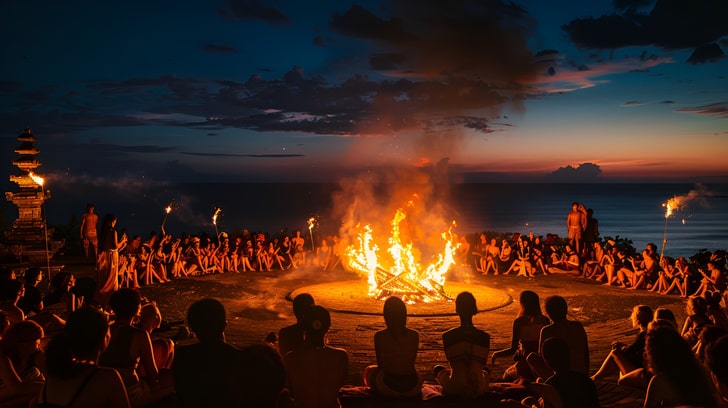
[80,203,99,259]
[566,202,586,258]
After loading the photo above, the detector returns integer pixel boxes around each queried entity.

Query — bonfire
[342,203,459,303]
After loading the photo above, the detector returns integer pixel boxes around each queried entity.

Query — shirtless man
[435,291,491,398]
[566,202,586,258]
[527,295,589,380]
[284,305,348,408]
[80,203,99,258]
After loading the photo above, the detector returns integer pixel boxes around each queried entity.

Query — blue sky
[1,0,726,186]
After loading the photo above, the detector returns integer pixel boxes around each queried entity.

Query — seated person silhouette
[435,291,491,398]
[278,293,315,357]
[284,305,348,408]
[172,298,244,407]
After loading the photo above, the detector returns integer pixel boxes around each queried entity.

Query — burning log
[374,266,451,302]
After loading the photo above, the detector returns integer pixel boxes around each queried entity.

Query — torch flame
[307,217,315,231]
[663,195,686,219]
[212,208,221,225]
[28,171,44,187]
[165,204,172,214]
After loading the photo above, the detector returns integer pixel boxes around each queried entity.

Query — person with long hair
[363,296,421,398]
[681,295,711,347]
[39,306,130,407]
[591,304,653,388]
[99,289,173,407]
[492,290,550,382]
[96,213,127,306]
[0,320,45,406]
[643,326,719,408]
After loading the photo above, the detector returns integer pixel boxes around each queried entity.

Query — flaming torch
[307,217,316,251]
[660,195,686,261]
[212,208,221,239]
[28,172,52,280]
[161,203,172,229]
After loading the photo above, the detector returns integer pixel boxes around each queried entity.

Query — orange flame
[28,171,44,187]
[343,206,459,302]
[212,208,221,225]
[307,216,315,231]
[165,204,172,214]
[662,195,685,218]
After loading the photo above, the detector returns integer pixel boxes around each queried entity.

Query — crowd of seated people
[0,200,725,407]
[104,227,344,289]
[467,230,727,302]
[3,256,728,407]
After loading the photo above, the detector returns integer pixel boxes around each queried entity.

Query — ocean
[9,182,727,258]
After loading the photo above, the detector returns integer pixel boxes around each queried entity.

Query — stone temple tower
[4,128,53,262]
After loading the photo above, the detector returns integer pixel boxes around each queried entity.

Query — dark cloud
[1,2,544,140]
[218,0,290,25]
[687,43,725,64]
[564,0,728,61]
[675,102,728,118]
[202,44,238,54]
[369,53,406,70]
[622,100,644,106]
[613,0,655,11]
[660,100,675,104]
[546,163,603,182]
[329,5,415,43]
[330,1,539,83]
[0,110,148,136]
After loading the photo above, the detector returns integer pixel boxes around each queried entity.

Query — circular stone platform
[289,279,513,317]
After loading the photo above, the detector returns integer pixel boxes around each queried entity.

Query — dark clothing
[583,218,599,244]
[18,285,43,314]
[622,331,646,368]
[546,370,600,408]
[99,325,139,372]
[42,291,65,309]
[173,340,245,408]
[99,225,116,251]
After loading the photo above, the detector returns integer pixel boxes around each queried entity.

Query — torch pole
[42,192,52,282]
[660,215,668,262]
[309,227,315,252]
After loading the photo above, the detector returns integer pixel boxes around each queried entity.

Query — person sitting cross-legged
[434,291,491,398]
[173,298,246,407]
[284,305,349,408]
[526,295,589,381]
[363,296,421,398]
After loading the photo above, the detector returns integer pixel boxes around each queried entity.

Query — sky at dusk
[1,0,727,185]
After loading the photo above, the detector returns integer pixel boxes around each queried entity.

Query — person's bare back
[285,345,348,408]
[284,305,349,408]
[80,203,99,258]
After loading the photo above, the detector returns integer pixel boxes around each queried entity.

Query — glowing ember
[343,206,459,303]
[28,171,44,187]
